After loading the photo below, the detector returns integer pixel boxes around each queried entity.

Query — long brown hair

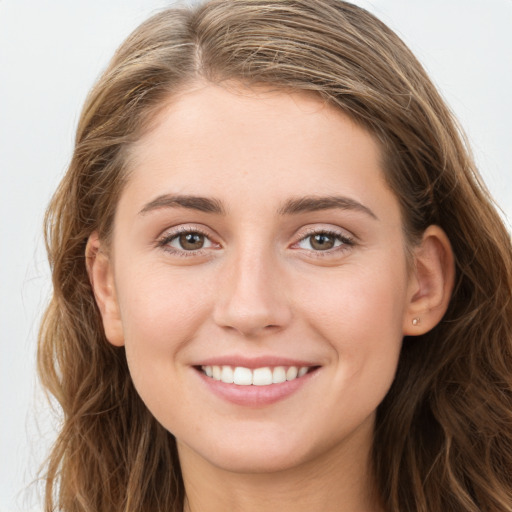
[39,1,512,510]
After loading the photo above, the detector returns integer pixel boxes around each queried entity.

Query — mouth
[198,364,318,386]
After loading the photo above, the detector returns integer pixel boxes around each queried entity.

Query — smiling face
[90,83,420,476]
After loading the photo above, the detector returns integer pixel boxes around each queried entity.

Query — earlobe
[403,225,455,336]
[85,232,125,346]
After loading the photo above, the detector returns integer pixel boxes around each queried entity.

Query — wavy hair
[38,1,512,510]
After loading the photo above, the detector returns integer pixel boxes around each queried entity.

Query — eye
[296,230,353,252]
[157,228,215,254]
[169,232,212,251]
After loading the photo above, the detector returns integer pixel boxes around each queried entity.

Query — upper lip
[193,355,320,369]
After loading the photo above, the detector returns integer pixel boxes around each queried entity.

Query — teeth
[220,366,234,384]
[253,367,273,386]
[233,366,252,386]
[286,366,298,380]
[298,367,308,377]
[201,365,311,385]
[272,366,287,384]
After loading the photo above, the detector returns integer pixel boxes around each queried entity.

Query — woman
[38,1,512,510]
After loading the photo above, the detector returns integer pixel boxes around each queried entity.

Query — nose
[213,246,292,338]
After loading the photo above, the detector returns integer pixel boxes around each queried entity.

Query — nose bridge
[213,238,291,336]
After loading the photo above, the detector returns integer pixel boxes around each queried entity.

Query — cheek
[294,258,408,386]
[115,263,213,359]
[113,264,215,417]
[298,257,407,332]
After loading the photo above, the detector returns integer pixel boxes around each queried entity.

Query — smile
[201,365,312,386]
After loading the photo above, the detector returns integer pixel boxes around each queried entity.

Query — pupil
[180,232,204,250]
[312,234,334,250]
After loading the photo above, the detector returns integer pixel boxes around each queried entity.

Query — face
[98,83,418,474]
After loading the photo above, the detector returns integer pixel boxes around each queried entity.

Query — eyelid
[157,224,211,241]
[295,224,355,242]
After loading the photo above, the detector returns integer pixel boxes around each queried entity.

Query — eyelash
[156,227,355,258]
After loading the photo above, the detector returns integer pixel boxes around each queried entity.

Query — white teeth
[233,366,253,385]
[201,365,312,386]
[220,366,234,384]
[253,367,273,386]
[272,366,287,384]
[286,366,298,381]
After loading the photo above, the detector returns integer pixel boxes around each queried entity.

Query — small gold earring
[412,317,420,326]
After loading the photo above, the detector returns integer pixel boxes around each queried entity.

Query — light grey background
[1,1,511,510]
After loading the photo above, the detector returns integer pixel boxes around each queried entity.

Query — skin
[88,83,454,512]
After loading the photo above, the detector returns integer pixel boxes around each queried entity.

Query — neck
[179,428,383,512]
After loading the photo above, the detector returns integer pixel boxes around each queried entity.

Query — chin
[178,431,316,475]
[208,448,308,475]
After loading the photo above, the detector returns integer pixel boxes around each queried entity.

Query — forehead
[129,82,381,168]
[121,83,399,223]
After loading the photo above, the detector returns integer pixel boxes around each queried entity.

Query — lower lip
[195,368,318,407]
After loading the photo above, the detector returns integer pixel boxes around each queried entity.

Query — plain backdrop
[1,1,511,510]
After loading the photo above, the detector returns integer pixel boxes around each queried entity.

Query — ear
[85,232,125,346]
[403,225,455,336]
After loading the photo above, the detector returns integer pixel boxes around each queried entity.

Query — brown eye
[296,230,354,253]
[178,232,206,250]
[161,229,215,254]
[309,233,336,250]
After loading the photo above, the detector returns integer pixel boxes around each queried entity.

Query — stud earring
[412,317,420,326]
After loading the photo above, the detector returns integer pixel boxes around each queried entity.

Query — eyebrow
[139,194,226,215]
[278,195,378,219]
[138,193,377,220]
